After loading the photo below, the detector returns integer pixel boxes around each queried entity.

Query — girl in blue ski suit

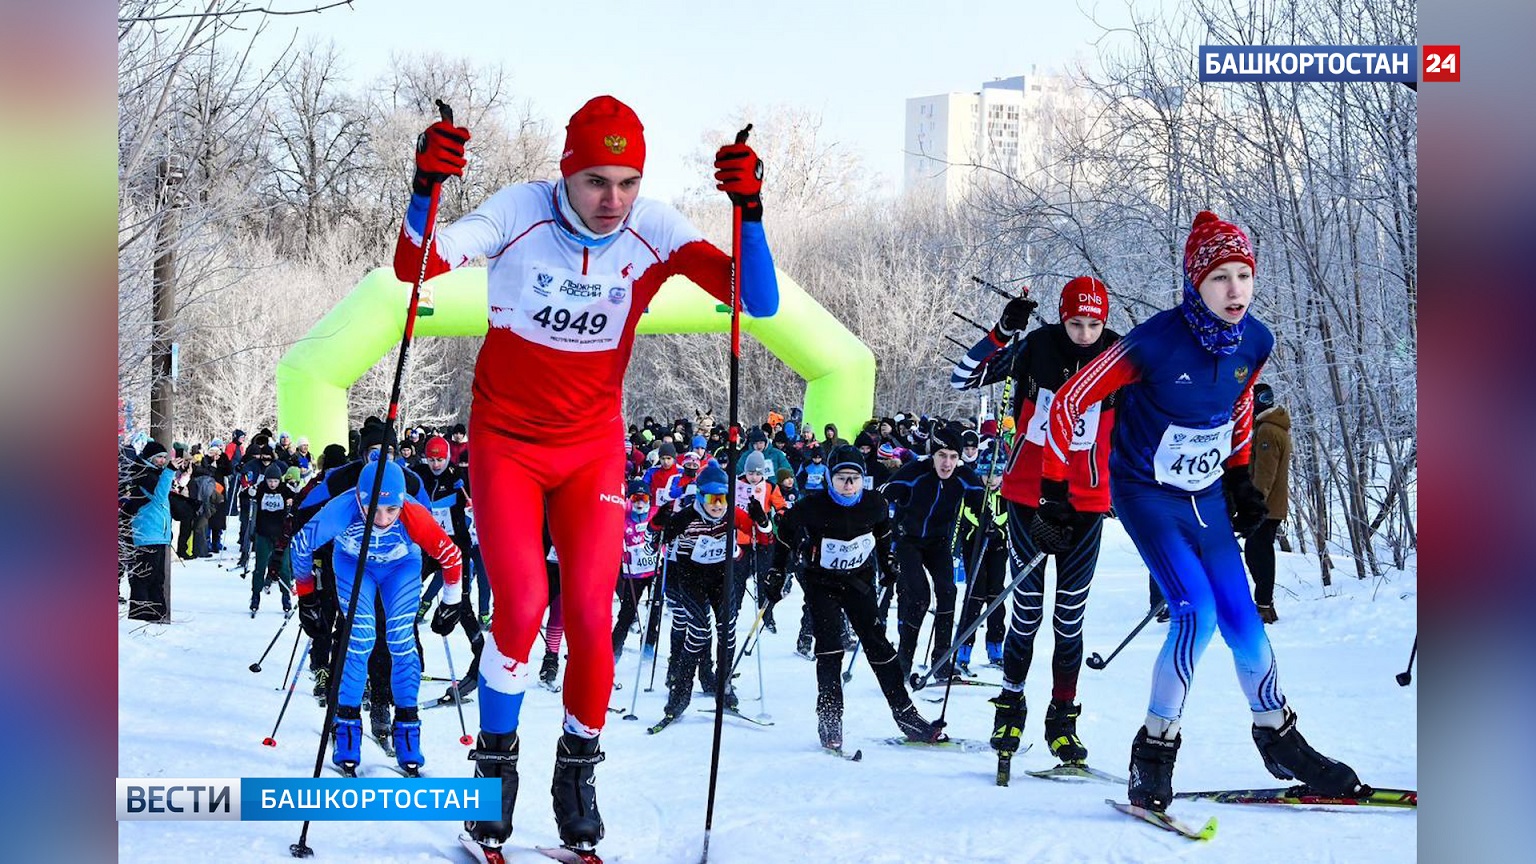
[291,458,463,773]
[1034,211,1363,811]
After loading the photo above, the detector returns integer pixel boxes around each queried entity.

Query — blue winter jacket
[130,466,175,546]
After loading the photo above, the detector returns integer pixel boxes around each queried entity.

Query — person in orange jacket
[736,449,787,631]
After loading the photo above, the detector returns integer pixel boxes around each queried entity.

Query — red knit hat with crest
[423,436,450,460]
[1058,276,1109,322]
[1183,211,1255,288]
[560,95,646,177]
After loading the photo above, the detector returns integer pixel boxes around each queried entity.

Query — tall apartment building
[904,72,1072,206]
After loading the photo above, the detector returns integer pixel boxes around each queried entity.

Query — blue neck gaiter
[829,484,864,507]
[1179,278,1246,356]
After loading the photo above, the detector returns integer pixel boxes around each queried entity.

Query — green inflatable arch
[276,266,875,450]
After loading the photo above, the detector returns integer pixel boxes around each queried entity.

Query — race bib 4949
[1152,421,1233,492]
[497,265,633,353]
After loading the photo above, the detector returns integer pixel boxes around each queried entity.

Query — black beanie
[1253,383,1276,412]
[322,443,348,470]
[140,440,168,461]
[827,444,865,475]
[658,442,677,458]
[929,425,963,455]
[359,417,387,451]
[263,463,284,480]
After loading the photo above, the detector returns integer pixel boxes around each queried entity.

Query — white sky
[251,0,1170,199]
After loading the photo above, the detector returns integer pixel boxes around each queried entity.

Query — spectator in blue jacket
[122,440,180,621]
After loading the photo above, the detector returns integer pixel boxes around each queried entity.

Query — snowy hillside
[119,520,1416,863]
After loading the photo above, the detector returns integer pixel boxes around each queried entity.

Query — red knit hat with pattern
[560,95,646,177]
[1058,276,1109,322]
[423,435,450,460]
[1183,210,1255,288]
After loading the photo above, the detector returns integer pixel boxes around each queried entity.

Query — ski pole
[644,547,671,692]
[951,310,990,333]
[703,122,751,864]
[262,639,313,747]
[845,582,892,685]
[441,635,473,745]
[727,602,770,678]
[275,618,303,690]
[622,580,651,720]
[249,611,292,673]
[840,581,890,683]
[909,551,1045,691]
[932,516,997,725]
[753,613,769,722]
[1085,600,1167,670]
[291,99,453,862]
[1395,635,1416,686]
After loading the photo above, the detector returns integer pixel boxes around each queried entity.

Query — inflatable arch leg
[277,267,875,450]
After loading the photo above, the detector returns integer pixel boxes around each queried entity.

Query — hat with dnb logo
[1059,276,1109,322]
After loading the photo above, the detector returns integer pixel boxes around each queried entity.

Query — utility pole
[150,156,184,446]
[150,156,184,622]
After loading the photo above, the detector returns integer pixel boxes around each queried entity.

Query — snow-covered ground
[120,520,1416,862]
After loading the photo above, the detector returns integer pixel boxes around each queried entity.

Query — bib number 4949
[530,306,608,335]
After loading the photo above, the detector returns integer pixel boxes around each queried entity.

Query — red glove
[714,142,764,220]
[413,120,471,195]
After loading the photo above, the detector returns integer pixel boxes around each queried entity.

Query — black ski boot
[1045,699,1088,764]
[1127,726,1181,811]
[369,700,392,745]
[539,651,560,687]
[989,690,1026,753]
[818,710,844,750]
[697,654,717,693]
[551,733,605,851]
[465,731,519,848]
[312,667,329,701]
[661,651,698,721]
[440,674,478,705]
[892,702,946,742]
[723,685,740,711]
[1251,708,1361,794]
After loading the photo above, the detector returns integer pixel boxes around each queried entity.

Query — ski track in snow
[121,522,1416,862]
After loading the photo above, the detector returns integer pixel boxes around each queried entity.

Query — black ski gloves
[764,568,789,601]
[1223,465,1269,537]
[430,599,461,636]
[745,495,769,528]
[1029,478,1077,555]
[297,594,325,640]
[992,295,1039,343]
